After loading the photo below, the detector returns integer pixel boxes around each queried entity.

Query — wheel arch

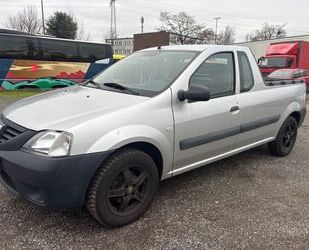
[279,101,302,128]
[84,125,174,180]
[289,111,301,126]
[119,141,164,179]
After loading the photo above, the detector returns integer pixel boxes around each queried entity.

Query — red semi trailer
[259,41,309,77]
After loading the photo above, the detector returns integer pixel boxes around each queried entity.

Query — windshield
[260,57,289,68]
[268,69,294,79]
[90,50,199,96]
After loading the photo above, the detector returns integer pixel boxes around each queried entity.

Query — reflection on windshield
[260,57,289,68]
[92,50,198,96]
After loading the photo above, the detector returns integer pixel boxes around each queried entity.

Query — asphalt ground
[0,96,309,249]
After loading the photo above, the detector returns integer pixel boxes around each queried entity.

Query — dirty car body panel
[0,45,306,209]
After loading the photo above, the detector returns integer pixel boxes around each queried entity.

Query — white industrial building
[236,35,309,60]
[105,37,134,55]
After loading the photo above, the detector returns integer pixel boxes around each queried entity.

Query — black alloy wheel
[268,116,298,156]
[107,167,150,216]
[87,148,159,226]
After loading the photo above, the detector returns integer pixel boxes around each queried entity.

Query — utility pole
[141,16,144,33]
[214,17,221,44]
[110,0,117,45]
[41,0,45,35]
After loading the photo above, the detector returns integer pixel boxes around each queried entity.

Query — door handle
[230,106,240,112]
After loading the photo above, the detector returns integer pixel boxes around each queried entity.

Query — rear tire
[268,116,298,157]
[86,148,159,227]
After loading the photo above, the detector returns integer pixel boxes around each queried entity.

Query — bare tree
[76,21,91,41]
[246,23,287,41]
[6,5,42,34]
[195,28,215,44]
[217,26,235,45]
[158,11,205,44]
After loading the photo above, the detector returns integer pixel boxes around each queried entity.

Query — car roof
[140,44,249,52]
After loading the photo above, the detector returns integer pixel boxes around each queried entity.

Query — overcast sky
[1,0,309,42]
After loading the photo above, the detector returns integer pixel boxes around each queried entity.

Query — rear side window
[190,52,235,98]
[238,51,254,92]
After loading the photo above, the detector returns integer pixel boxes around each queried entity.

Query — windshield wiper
[86,79,103,89]
[103,82,140,95]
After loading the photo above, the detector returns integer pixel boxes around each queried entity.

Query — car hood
[2,86,149,131]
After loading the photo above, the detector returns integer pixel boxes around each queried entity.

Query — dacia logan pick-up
[0,45,307,226]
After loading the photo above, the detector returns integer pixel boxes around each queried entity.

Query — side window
[40,39,78,61]
[190,52,235,98]
[238,51,254,92]
[25,38,40,60]
[0,35,28,59]
[79,44,106,62]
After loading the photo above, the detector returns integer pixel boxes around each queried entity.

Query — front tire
[87,148,159,226]
[268,116,298,157]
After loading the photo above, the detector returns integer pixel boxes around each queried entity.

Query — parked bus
[0,32,113,90]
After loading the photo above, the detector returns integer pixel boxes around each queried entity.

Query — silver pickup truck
[0,45,306,226]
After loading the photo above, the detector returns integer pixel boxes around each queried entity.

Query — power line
[119,0,309,34]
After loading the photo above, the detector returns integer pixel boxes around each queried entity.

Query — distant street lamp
[214,17,221,44]
[41,0,45,35]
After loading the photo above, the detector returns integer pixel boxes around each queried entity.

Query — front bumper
[0,150,112,208]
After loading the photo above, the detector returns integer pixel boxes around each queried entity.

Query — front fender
[86,125,173,178]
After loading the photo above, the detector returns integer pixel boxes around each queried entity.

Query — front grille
[0,126,23,143]
[0,116,35,151]
[0,116,26,145]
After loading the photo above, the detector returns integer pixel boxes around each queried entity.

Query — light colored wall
[106,38,134,55]
[236,35,309,59]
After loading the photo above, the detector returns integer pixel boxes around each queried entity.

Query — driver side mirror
[258,57,265,66]
[178,84,210,102]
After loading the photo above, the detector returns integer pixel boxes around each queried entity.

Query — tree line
[158,12,287,44]
[4,5,287,44]
[5,5,89,40]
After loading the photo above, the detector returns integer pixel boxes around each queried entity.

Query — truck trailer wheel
[86,148,159,226]
[268,116,298,157]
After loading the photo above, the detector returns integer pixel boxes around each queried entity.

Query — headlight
[23,131,72,157]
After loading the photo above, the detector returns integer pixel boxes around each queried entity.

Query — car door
[236,50,283,148]
[171,51,240,176]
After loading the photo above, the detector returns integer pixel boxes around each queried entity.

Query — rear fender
[276,101,302,135]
